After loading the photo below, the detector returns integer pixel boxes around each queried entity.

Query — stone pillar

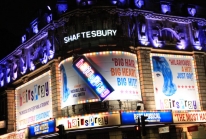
[109,131,122,139]
[193,53,206,110]
[6,89,15,132]
[137,48,155,110]
[50,60,62,118]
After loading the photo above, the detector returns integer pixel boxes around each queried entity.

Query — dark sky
[0,0,55,36]
[0,0,56,59]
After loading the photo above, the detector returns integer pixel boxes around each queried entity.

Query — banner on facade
[15,71,53,130]
[29,119,55,137]
[56,112,120,130]
[121,111,173,125]
[151,53,200,110]
[59,51,142,108]
[0,121,6,128]
[0,128,28,139]
[173,111,206,123]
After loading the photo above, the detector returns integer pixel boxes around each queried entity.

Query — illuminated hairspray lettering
[73,56,114,101]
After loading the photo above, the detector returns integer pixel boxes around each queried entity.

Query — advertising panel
[59,51,141,108]
[29,119,55,137]
[0,128,28,139]
[173,111,206,123]
[0,121,6,128]
[159,126,169,134]
[56,112,120,130]
[150,53,200,110]
[121,111,173,125]
[15,71,52,130]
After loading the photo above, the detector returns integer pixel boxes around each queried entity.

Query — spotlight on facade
[194,45,202,51]
[161,3,171,14]
[47,6,51,10]
[134,0,144,8]
[30,60,35,71]
[0,71,4,87]
[21,35,26,43]
[111,0,117,5]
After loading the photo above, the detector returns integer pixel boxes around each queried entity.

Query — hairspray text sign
[150,54,200,110]
[15,71,53,130]
[56,112,120,130]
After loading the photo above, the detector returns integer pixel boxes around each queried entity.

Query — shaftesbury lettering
[64,30,117,43]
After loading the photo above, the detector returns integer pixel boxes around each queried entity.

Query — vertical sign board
[29,119,55,137]
[121,111,173,125]
[72,55,114,101]
[159,126,169,134]
[59,51,142,108]
[150,53,200,110]
[56,112,121,130]
[0,121,6,128]
[15,71,52,130]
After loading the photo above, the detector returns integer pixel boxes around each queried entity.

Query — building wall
[1,0,206,139]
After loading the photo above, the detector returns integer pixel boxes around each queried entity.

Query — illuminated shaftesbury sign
[72,55,114,101]
[64,30,117,43]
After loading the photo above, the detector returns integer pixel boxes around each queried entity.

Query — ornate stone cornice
[58,7,206,26]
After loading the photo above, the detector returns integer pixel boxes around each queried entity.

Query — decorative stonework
[137,48,155,110]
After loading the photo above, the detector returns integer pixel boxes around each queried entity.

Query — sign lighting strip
[57,111,120,119]
[58,51,137,67]
[121,110,171,113]
[15,71,52,130]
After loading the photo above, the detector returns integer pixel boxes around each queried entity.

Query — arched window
[161,28,179,45]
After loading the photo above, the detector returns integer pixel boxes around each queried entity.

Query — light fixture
[47,6,51,10]
[136,106,141,110]
[91,126,118,130]
[119,125,135,128]
[21,35,26,43]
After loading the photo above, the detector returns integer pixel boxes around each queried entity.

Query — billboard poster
[15,71,52,130]
[56,112,120,130]
[59,51,141,108]
[150,53,200,110]
[29,119,55,137]
[0,128,28,139]
[172,111,206,123]
[121,111,173,125]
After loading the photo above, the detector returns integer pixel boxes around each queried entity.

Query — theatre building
[1,0,206,139]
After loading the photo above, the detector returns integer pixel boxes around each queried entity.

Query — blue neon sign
[121,111,173,125]
[29,119,55,137]
[72,55,114,101]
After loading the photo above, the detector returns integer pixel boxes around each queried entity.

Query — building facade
[0,0,206,139]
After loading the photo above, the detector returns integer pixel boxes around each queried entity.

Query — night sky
[0,0,55,59]
[0,0,206,59]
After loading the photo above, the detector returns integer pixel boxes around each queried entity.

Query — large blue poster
[29,119,55,137]
[151,53,200,110]
[121,111,173,125]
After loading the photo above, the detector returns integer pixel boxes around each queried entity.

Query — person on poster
[60,65,70,102]
[152,56,177,96]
